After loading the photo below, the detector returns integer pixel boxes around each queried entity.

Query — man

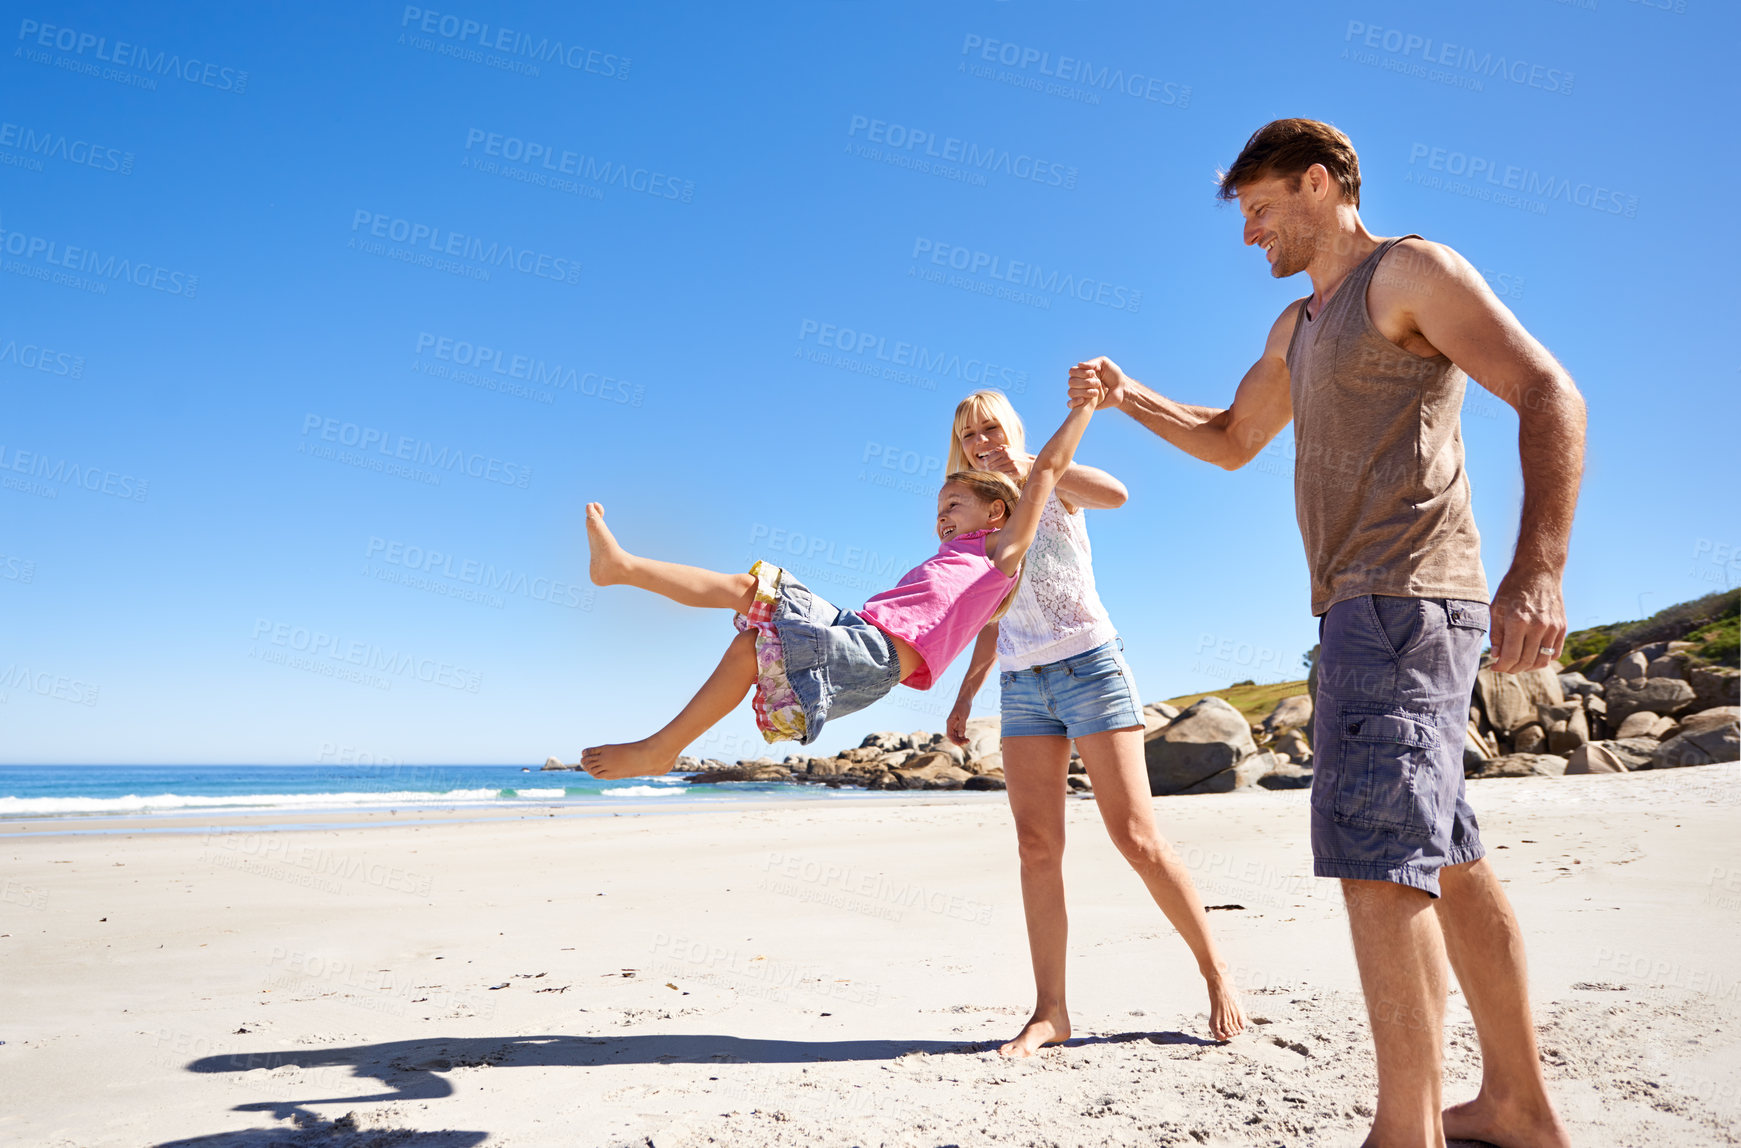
[1071,118,1582,1148]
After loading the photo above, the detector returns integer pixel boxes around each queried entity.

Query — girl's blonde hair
[947,390,1027,476]
[942,469,1024,622]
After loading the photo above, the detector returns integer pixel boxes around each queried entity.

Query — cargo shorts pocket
[1331,705,1443,834]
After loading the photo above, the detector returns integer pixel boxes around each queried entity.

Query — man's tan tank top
[1285,234,1488,616]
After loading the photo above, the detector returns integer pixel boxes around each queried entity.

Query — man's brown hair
[1217,118,1361,207]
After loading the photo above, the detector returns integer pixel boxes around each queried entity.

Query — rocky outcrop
[1652,707,1740,769]
[1468,753,1569,779]
[1603,678,1698,725]
[1261,694,1313,735]
[1144,697,1258,795]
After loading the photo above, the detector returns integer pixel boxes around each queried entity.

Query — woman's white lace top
[996,491,1118,670]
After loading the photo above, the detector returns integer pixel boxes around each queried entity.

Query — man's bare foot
[1205,967,1246,1041]
[1443,1093,1572,1148]
[585,502,632,587]
[998,1012,1069,1058]
[581,739,676,780]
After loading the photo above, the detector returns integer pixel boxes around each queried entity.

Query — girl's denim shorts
[998,639,1144,739]
[767,569,900,745]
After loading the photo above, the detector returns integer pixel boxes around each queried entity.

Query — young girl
[579,380,1103,779]
[945,389,1246,1052]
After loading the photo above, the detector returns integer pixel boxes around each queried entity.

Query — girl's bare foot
[998,1012,1070,1058]
[585,502,631,586]
[1205,967,1246,1041]
[581,739,676,780]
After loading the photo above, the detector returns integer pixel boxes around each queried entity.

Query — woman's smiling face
[958,414,1010,470]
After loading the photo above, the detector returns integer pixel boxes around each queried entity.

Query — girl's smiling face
[935,480,1004,542]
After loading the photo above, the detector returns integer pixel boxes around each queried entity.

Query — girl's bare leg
[582,630,759,779]
[1076,726,1247,1041]
[998,734,1074,1058]
[586,503,755,613]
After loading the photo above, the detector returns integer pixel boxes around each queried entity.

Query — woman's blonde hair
[947,390,1027,476]
[941,469,1024,622]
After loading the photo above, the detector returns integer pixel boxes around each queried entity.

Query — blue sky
[4,0,1735,764]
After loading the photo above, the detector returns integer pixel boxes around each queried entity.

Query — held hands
[1069,356,1127,409]
[1488,565,1569,675]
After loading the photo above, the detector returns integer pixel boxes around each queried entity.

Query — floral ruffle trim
[733,560,808,744]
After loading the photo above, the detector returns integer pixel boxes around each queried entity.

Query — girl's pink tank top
[860,529,1014,691]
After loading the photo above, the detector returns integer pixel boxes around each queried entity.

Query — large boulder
[1689,666,1741,712]
[1469,753,1568,779]
[1566,739,1656,774]
[542,756,570,771]
[1513,722,1548,755]
[1651,707,1740,769]
[1273,728,1312,762]
[1611,650,1650,681]
[1558,671,1599,698]
[1615,711,1674,740]
[961,717,1003,764]
[1179,750,1283,795]
[891,751,974,789]
[1144,696,1258,795]
[1145,701,1181,724]
[1548,706,1589,754]
[1262,694,1314,735]
[860,731,908,752]
[1646,654,1688,681]
[1604,678,1699,725]
[1475,666,1564,733]
[1257,758,1314,790]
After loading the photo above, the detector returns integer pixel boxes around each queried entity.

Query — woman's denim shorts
[767,568,901,745]
[998,639,1144,739]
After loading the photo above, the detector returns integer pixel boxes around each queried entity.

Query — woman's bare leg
[586,503,755,613]
[582,630,759,779]
[999,734,1074,1058]
[1076,727,1246,1041]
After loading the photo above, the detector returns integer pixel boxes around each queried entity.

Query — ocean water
[0,763,859,821]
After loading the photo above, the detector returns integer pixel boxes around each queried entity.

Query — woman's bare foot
[585,502,632,586]
[1443,1093,1572,1148]
[1205,967,1246,1041]
[998,1012,1070,1058]
[581,739,676,780]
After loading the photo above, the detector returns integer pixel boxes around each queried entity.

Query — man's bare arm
[1395,239,1587,674]
[1069,303,1299,471]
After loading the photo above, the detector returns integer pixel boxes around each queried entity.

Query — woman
[945,389,1245,1056]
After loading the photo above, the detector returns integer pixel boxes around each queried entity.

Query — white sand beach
[4,767,1740,1147]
